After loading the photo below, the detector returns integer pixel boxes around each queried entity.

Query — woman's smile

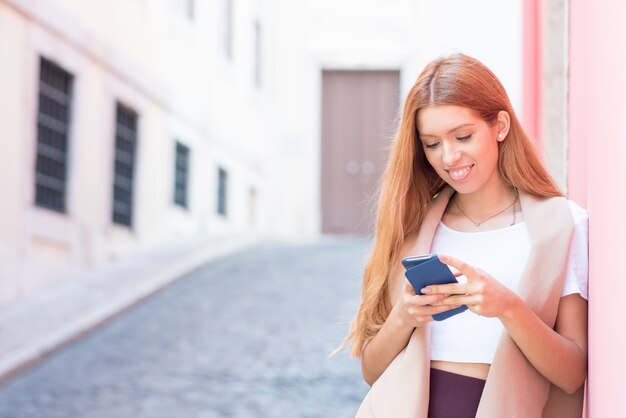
[417,105,502,195]
[447,164,474,182]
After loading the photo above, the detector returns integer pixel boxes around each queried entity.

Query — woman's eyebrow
[419,123,475,138]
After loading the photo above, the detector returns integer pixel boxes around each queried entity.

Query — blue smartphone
[401,254,468,321]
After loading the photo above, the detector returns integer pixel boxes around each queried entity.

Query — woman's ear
[496,110,511,142]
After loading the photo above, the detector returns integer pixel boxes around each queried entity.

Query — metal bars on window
[186,0,194,20]
[174,142,190,208]
[112,103,138,227]
[217,167,228,216]
[34,57,73,213]
[253,20,261,87]
[224,0,233,58]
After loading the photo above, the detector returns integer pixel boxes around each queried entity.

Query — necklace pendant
[453,189,519,228]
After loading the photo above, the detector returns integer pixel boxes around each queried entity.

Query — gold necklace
[454,190,519,227]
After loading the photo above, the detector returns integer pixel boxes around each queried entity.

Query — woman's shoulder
[566,199,588,225]
[403,230,420,243]
[538,194,587,225]
[400,231,420,257]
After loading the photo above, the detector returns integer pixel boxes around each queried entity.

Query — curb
[0,237,259,387]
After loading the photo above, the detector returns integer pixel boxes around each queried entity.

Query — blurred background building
[1,0,276,306]
[0,0,523,306]
[0,0,624,416]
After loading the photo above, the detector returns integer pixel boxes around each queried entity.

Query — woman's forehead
[416,105,482,136]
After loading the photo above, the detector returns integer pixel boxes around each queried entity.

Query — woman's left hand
[421,254,521,319]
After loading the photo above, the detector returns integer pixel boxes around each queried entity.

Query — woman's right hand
[394,281,460,328]
[361,280,459,385]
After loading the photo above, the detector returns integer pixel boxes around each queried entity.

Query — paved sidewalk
[0,237,371,417]
[0,235,259,387]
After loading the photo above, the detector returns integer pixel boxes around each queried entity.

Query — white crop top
[429,200,588,364]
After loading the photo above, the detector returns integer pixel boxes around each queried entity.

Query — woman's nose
[442,142,461,165]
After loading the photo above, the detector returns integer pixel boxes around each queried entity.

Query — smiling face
[416,105,508,196]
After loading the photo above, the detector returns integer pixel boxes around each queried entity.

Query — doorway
[321,70,400,235]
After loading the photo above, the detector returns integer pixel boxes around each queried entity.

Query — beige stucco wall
[0,2,26,258]
[541,0,569,192]
[267,0,524,237]
[0,0,274,306]
[0,0,527,306]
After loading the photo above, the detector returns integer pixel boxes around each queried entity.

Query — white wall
[268,0,523,238]
[0,0,276,306]
[0,0,525,304]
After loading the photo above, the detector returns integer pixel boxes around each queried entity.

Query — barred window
[223,0,233,58]
[217,167,228,216]
[174,142,190,208]
[253,20,262,87]
[112,103,138,227]
[34,57,73,212]
[174,0,194,20]
[186,0,194,20]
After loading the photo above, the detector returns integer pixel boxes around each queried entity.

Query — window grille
[112,103,138,227]
[224,0,233,58]
[217,167,228,216]
[34,57,73,212]
[174,0,194,20]
[253,20,262,87]
[187,0,194,20]
[174,142,190,208]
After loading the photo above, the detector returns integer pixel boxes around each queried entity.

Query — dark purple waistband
[428,368,486,418]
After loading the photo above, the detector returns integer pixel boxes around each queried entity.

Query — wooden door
[321,70,400,235]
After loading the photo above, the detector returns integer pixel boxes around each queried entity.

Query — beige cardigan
[356,187,583,418]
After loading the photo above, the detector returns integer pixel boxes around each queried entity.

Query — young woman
[343,54,588,417]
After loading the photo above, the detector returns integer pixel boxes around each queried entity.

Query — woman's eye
[424,142,439,149]
[457,135,472,142]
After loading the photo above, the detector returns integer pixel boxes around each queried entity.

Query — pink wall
[568,0,626,416]
[522,0,541,146]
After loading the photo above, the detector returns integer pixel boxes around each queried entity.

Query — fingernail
[421,287,431,294]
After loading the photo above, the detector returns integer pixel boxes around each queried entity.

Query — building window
[217,167,228,216]
[253,20,261,87]
[186,0,194,20]
[174,0,194,20]
[112,103,138,227]
[223,0,234,58]
[249,187,256,227]
[34,57,73,213]
[174,142,190,208]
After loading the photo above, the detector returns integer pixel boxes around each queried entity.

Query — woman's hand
[422,254,521,319]
[421,255,587,394]
[394,280,462,328]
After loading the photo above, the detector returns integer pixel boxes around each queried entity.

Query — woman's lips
[447,165,473,182]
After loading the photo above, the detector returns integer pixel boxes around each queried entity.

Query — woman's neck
[453,181,517,220]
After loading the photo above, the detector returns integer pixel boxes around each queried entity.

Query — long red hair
[341,53,562,357]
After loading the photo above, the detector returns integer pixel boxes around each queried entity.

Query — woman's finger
[439,294,481,306]
[423,304,462,316]
[414,293,448,306]
[403,280,416,295]
[438,254,477,277]
[421,282,465,295]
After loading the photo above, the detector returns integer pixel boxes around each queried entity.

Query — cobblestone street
[0,239,371,418]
